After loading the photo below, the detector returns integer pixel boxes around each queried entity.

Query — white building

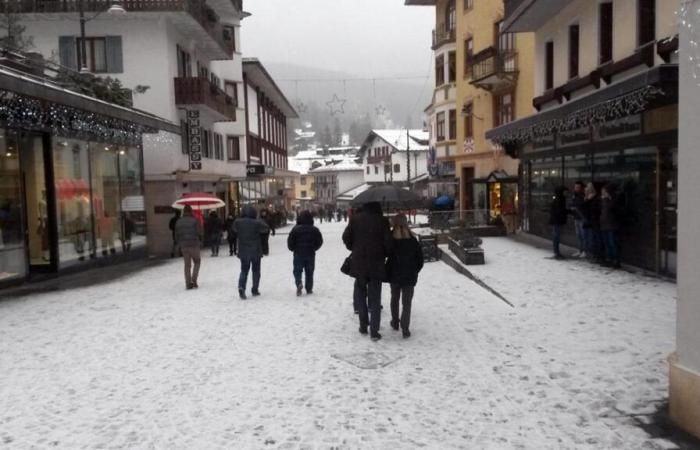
[671,3,700,439]
[19,0,250,255]
[359,129,429,192]
[309,160,364,207]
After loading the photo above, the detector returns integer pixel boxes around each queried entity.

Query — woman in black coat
[386,214,424,338]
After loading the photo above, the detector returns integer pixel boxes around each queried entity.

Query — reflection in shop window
[91,143,121,257]
[119,145,146,251]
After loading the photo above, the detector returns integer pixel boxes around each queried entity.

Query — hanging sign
[188,110,202,170]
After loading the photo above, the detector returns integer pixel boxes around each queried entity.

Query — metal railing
[432,23,456,49]
[471,48,519,82]
[428,209,490,231]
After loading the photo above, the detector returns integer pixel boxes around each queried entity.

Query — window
[494,92,515,126]
[449,109,457,140]
[202,129,211,159]
[181,120,189,155]
[464,38,473,78]
[366,166,370,174]
[545,41,554,90]
[463,0,473,11]
[569,24,580,79]
[599,2,614,64]
[223,25,236,52]
[385,164,391,174]
[375,166,379,174]
[436,55,445,86]
[76,37,107,72]
[447,0,456,31]
[638,0,655,47]
[394,164,401,173]
[436,112,446,141]
[464,103,474,138]
[227,136,240,161]
[210,73,221,89]
[176,45,191,78]
[300,176,306,186]
[448,51,457,83]
[213,133,224,160]
[301,190,307,198]
[495,21,515,53]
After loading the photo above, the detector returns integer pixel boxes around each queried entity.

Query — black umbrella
[350,184,422,209]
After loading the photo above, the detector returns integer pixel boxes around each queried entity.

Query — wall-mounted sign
[595,114,642,141]
[187,110,202,170]
[246,164,274,177]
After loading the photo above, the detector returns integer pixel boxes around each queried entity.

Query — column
[671,6,700,439]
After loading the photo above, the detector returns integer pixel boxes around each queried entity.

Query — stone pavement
[0,221,690,449]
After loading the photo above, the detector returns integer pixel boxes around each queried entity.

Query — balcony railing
[432,23,456,50]
[367,155,391,164]
[174,77,236,120]
[0,0,235,55]
[470,47,519,92]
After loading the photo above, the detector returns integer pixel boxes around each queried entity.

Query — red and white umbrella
[172,192,225,211]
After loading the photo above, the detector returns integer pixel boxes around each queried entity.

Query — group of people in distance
[171,201,425,341]
[550,180,624,268]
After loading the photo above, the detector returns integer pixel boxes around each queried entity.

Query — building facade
[359,129,429,193]
[310,161,364,208]
[0,51,173,286]
[671,2,700,438]
[17,0,250,255]
[407,0,535,221]
[487,0,678,275]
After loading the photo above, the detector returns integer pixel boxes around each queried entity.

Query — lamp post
[78,0,127,73]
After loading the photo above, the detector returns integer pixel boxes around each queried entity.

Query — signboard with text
[188,110,202,170]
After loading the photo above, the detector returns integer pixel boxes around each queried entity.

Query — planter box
[448,238,485,265]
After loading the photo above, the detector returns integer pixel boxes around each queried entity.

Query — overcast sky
[241,0,435,79]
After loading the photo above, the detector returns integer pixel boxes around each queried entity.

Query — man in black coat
[342,202,393,341]
[287,210,323,296]
[549,186,569,259]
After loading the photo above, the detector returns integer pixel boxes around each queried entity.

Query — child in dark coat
[386,214,424,338]
[287,210,323,296]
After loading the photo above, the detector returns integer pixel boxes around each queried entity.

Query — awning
[486,65,678,146]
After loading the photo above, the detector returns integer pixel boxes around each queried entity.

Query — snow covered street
[0,221,680,449]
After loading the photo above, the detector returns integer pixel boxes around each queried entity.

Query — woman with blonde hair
[386,213,424,338]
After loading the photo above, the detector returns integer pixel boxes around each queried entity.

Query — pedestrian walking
[386,214,424,339]
[549,186,568,259]
[169,210,181,258]
[174,205,202,290]
[600,184,622,268]
[571,181,586,257]
[327,209,334,223]
[343,209,348,222]
[261,209,276,236]
[287,210,323,296]
[206,211,223,256]
[342,201,393,341]
[234,205,270,299]
[225,213,237,256]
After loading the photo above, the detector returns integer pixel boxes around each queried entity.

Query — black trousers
[354,277,382,334]
[390,284,414,332]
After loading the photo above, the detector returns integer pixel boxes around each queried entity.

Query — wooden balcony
[174,77,236,121]
[1,0,235,57]
[470,47,519,93]
[367,155,390,164]
[432,23,456,50]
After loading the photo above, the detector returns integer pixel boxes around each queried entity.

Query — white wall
[246,84,259,136]
[678,8,700,375]
[337,171,365,195]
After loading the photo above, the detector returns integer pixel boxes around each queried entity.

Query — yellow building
[407,0,535,220]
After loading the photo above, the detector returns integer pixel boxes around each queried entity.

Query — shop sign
[595,115,641,141]
[187,110,202,170]
[558,127,591,148]
[246,164,274,177]
[532,135,555,152]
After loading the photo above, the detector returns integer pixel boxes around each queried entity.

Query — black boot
[238,289,247,300]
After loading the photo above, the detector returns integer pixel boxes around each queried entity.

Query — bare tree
[0,5,34,51]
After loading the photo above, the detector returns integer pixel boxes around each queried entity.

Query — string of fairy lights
[680,0,700,84]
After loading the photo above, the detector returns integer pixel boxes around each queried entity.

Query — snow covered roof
[309,160,363,173]
[337,183,371,201]
[361,129,430,154]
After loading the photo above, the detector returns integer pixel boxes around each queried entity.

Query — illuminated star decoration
[374,104,387,117]
[326,94,346,116]
[296,101,308,115]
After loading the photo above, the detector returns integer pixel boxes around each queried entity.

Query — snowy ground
[0,221,680,449]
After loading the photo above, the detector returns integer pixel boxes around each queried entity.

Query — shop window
[91,143,121,257]
[449,109,457,140]
[119,146,146,251]
[569,23,580,79]
[0,130,26,281]
[599,2,614,65]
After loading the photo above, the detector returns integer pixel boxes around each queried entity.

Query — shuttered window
[599,2,614,64]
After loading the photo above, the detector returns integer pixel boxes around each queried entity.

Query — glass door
[19,132,54,271]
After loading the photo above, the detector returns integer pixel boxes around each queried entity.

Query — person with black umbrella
[342,201,393,341]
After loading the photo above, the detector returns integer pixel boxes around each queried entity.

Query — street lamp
[78,0,127,73]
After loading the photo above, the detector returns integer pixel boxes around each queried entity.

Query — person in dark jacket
[224,213,237,256]
[287,210,323,296]
[342,201,393,341]
[600,184,622,268]
[168,210,181,257]
[174,205,202,289]
[549,186,569,259]
[582,182,603,262]
[233,205,270,299]
[206,211,223,256]
[386,214,424,338]
[260,209,276,236]
[571,181,586,257]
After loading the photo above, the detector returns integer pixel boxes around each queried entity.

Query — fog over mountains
[264,62,434,141]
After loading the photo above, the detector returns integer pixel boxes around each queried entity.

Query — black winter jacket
[549,188,568,226]
[386,236,424,287]
[342,202,393,281]
[288,212,323,257]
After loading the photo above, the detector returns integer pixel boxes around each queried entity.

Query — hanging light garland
[679,0,700,84]
[0,90,155,145]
